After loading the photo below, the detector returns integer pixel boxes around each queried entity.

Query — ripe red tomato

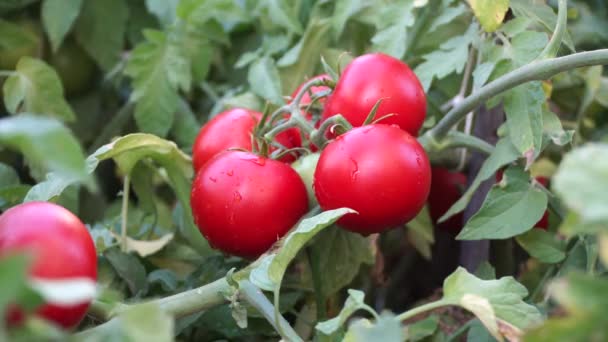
[496,172,549,230]
[320,53,426,137]
[313,124,431,235]
[191,151,309,258]
[428,168,467,233]
[192,108,301,172]
[0,202,97,329]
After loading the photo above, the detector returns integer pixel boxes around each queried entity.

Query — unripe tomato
[192,108,301,173]
[313,124,431,234]
[320,53,426,137]
[291,152,320,207]
[191,151,309,258]
[0,19,42,70]
[0,202,97,329]
[427,168,467,233]
[49,40,96,96]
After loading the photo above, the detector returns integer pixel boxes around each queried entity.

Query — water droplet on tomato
[227,170,234,176]
[253,157,266,166]
[233,191,242,202]
[209,176,217,183]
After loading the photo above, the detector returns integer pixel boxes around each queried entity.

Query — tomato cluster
[190,53,432,257]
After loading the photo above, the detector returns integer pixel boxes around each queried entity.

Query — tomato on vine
[428,167,467,233]
[192,108,301,172]
[313,124,431,235]
[0,202,97,329]
[290,74,331,122]
[320,53,426,137]
[190,151,308,258]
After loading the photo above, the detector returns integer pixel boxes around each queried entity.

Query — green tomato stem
[240,280,303,342]
[419,131,494,156]
[310,114,353,148]
[395,299,451,322]
[120,175,130,253]
[306,247,327,321]
[426,49,608,142]
[538,0,568,60]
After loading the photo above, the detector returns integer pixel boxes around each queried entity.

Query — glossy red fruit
[496,172,549,230]
[192,108,301,173]
[313,124,431,234]
[191,151,309,258]
[0,202,97,329]
[428,168,467,233]
[320,53,426,137]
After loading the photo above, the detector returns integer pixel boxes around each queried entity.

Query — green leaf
[23,172,78,202]
[0,0,39,15]
[310,227,375,297]
[370,0,416,59]
[427,2,468,34]
[414,22,478,90]
[255,0,302,35]
[457,166,548,240]
[104,247,148,296]
[3,57,75,121]
[0,115,89,184]
[440,138,520,222]
[248,56,284,105]
[89,133,211,255]
[0,18,40,50]
[145,0,179,26]
[472,62,496,91]
[510,0,574,52]
[407,315,439,342]
[553,143,608,223]
[406,206,435,260]
[442,267,542,338]
[344,312,404,342]
[467,0,509,33]
[0,162,19,187]
[41,0,84,52]
[543,107,573,146]
[316,289,368,335]
[74,0,128,70]
[0,254,30,311]
[516,229,566,263]
[0,185,30,210]
[332,0,370,38]
[279,17,332,96]
[504,82,545,160]
[125,29,183,137]
[525,273,608,341]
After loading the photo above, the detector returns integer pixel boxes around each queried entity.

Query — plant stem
[120,175,130,252]
[87,300,124,321]
[396,299,450,322]
[426,49,608,141]
[307,247,326,321]
[239,280,303,342]
[419,131,494,155]
[538,0,568,60]
[156,277,230,318]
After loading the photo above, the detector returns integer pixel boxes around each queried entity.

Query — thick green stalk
[396,299,451,322]
[426,49,608,142]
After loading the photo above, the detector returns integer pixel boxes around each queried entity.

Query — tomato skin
[192,108,301,173]
[313,124,431,234]
[320,53,426,137]
[428,168,467,233]
[191,151,309,258]
[0,202,97,329]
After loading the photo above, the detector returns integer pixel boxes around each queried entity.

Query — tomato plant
[321,53,426,136]
[314,124,431,234]
[0,202,97,329]
[49,40,96,96]
[190,151,308,258]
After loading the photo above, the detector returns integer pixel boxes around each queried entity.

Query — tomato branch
[420,131,494,156]
[425,49,608,142]
[395,299,451,322]
[538,0,568,60]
